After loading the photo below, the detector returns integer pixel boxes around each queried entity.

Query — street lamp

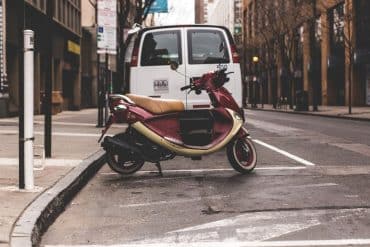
[252,56,259,108]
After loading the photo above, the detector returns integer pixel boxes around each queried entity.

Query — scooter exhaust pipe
[101,136,154,162]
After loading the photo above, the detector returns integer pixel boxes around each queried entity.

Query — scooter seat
[126,94,185,114]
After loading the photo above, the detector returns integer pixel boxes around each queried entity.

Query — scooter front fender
[237,127,250,139]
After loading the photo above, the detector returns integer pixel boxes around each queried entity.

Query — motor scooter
[98,63,257,175]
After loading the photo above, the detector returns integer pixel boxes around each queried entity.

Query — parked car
[123,25,242,109]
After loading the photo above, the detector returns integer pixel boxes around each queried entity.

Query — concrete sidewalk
[246,104,370,121]
[0,109,116,247]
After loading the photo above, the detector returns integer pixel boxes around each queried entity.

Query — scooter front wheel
[227,137,257,174]
[106,151,145,175]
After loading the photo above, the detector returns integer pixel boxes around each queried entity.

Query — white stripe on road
[44,238,370,247]
[100,166,306,176]
[136,167,306,173]
[253,139,316,166]
[119,195,228,208]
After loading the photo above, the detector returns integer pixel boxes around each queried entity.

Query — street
[40,110,370,246]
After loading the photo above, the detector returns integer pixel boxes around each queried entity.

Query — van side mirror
[170,61,179,71]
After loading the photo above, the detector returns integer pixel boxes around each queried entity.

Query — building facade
[244,0,370,107]
[0,0,82,117]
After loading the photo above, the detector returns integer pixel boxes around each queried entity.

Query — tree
[253,0,313,109]
[322,0,355,114]
[117,0,155,92]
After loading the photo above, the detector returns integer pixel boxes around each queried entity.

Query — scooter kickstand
[154,162,163,177]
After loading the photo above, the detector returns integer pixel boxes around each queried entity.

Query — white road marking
[253,139,316,166]
[44,239,370,246]
[0,158,81,167]
[290,183,337,188]
[331,143,370,158]
[247,118,300,134]
[119,195,229,208]
[100,166,306,176]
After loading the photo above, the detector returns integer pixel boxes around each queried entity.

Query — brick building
[243,0,370,107]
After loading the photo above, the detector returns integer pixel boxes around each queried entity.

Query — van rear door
[184,27,242,108]
[130,28,186,102]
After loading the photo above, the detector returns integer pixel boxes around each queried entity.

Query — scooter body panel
[132,108,243,157]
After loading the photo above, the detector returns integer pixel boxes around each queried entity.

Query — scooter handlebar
[180,85,192,91]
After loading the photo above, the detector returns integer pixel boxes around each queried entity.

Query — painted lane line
[44,238,370,246]
[100,166,306,176]
[291,183,338,189]
[119,195,229,208]
[253,139,316,166]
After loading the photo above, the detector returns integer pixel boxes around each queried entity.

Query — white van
[124,25,242,109]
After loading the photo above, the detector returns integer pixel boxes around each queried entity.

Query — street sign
[147,0,168,13]
[97,0,117,55]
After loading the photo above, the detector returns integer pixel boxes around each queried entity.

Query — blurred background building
[1,0,82,117]
[243,0,370,108]
[2,0,367,118]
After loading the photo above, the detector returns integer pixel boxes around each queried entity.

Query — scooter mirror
[170,61,179,71]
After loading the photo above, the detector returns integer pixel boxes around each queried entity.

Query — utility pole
[44,0,54,157]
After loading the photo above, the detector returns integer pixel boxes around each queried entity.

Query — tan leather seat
[126,94,185,114]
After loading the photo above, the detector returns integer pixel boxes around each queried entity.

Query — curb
[246,107,370,122]
[10,150,106,247]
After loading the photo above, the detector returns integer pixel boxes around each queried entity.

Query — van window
[188,30,230,64]
[141,31,182,66]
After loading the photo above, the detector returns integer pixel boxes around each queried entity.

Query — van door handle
[149,95,161,98]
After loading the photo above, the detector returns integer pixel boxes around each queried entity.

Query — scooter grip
[180,85,191,91]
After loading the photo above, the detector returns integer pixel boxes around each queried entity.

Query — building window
[315,16,322,45]
[329,3,344,46]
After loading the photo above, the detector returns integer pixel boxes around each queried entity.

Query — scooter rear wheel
[227,137,257,174]
[106,151,144,175]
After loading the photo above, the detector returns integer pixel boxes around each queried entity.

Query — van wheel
[227,137,257,174]
[106,151,144,175]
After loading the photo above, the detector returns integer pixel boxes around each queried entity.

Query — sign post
[0,0,7,98]
[97,0,117,126]
[23,30,34,190]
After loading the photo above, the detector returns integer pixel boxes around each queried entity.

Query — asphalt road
[41,110,370,247]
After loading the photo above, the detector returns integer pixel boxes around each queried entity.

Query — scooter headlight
[114,105,127,112]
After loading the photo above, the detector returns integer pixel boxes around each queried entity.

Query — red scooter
[99,64,257,175]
